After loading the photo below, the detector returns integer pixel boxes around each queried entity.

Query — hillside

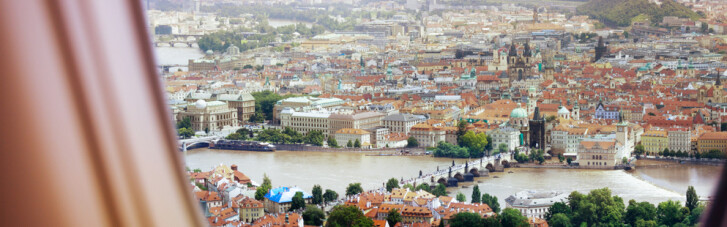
[576,0,701,27]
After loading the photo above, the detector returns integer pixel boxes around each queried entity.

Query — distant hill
[576,0,701,27]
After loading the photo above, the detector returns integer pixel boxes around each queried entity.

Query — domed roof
[205,50,214,55]
[558,106,570,115]
[195,99,207,109]
[510,103,528,118]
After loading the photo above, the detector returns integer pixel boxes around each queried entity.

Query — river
[185,148,722,207]
[268,19,313,28]
[153,46,205,72]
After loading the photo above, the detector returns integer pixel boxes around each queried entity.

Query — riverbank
[638,156,725,166]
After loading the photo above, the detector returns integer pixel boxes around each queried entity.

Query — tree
[558,154,565,163]
[326,205,374,227]
[255,174,273,200]
[346,140,353,148]
[485,135,493,154]
[623,31,629,38]
[346,183,363,196]
[177,117,191,129]
[460,131,489,158]
[386,178,399,192]
[401,183,414,191]
[549,213,572,227]
[327,136,338,148]
[634,144,645,156]
[657,200,685,226]
[302,205,325,226]
[456,119,468,146]
[226,133,245,140]
[686,186,699,212]
[433,183,448,197]
[545,202,571,221]
[407,136,419,148]
[354,138,361,148]
[625,199,657,226]
[567,157,573,165]
[192,168,202,173]
[687,203,705,226]
[471,185,481,203]
[386,209,402,227]
[255,187,267,201]
[432,142,470,158]
[323,189,338,203]
[456,192,466,202]
[304,130,324,146]
[250,112,265,123]
[482,216,502,227]
[312,185,323,205]
[178,127,194,139]
[499,208,529,227]
[449,212,482,227]
[482,193,500,213]
[498,143,508,154]
[415,183,431,192]
[289,191,306,211]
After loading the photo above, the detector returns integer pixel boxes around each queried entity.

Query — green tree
[250,112,265,123]
[657,200,685,226]
[204,127,210,135]
[433,183,448,197]
[482,216,502,227]
[177,117,191,129]
[407,136,418,148]
[456,119,468,146]
[635,144,645,156]
[178,127,194,139]
[346,183,363,196]
[456,192,466,202]
[302,205,325,226]
[499,208,529,227]
[192,168,202,173]
[354,138,361,148]
[625,199,657,226]
[323,189,338,203]
[386,209,402,227]
[545,202,571,221]
[449,212,482,227]
[687,204,705,226]
[255,174,273,200]
[311,185,323,205]
[346,140,353,148]
[289,191,305,211]
[471,185,481,203]
[385,178,399,192]
[460,131,489,158]
[686,186,699,212]
[635,219,658,227]
[415,183,431,192]
[226,133,245,140]
[498,143,508,154]
[325,205,374,227]
[255,187,267,201]
[482,193,500,213]
[304,130,325,146]
[327,136,338,148]
[549,213,572,227]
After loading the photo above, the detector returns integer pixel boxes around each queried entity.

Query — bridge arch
[437,177,447,185]
[485,163,494,172]
[454,172,464,181]
[501,160,510,168]
[469,168,480,177]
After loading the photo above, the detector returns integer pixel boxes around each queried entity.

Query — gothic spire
[509,43,517,57]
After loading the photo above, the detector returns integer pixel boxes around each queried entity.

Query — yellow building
[642,130,668,155]
[697,132,727,153]
[235,197,264,223]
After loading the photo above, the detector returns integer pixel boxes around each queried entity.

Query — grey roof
[505,190,568,208]
[383,113,420,122]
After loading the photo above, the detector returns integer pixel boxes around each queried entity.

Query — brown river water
[185,148,722,206]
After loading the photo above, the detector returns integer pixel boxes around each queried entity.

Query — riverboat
[210,140,276,152]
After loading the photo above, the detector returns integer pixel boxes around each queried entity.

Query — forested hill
[576,0,701,27]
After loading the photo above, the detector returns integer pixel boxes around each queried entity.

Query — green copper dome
[510,103,528,118]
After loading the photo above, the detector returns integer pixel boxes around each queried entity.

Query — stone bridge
[403,152,512,188]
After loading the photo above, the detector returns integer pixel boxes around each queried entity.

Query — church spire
[524,41,531,57]
[509,43,517,56]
